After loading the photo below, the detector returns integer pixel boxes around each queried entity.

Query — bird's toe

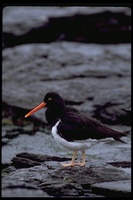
[61,162,85,167]
[61,163,75,167]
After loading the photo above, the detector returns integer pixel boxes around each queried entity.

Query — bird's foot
[61,163,74,167]
[61,162,85,167]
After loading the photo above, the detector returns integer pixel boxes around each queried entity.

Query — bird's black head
[44,92,65,111]
[25,92,65,119]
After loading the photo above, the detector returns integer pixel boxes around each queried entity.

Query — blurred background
[2,6,131,197]
[2,5,131,147]
[2,6,131,127]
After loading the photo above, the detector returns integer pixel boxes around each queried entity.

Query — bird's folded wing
[60,111,124,140]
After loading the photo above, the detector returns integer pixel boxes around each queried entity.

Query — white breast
[51,120,90,151]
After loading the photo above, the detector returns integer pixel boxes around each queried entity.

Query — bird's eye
[48,97,52,101]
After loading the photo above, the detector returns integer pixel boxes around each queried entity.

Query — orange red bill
[25,102,46,118]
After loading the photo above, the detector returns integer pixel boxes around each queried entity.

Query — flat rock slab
[2,7,131,198]
[3,7,131,46]
[2,159,130,197]
[2,187,49,197]
[2,42,131,125]
[91,180,131,197]
[3,6,130,35]
[2,131,131,165]
[2,179,50,197]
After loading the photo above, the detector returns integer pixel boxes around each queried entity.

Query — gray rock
[11,152,71,168]
[2,134,131,197]
[2,129,131,197]
[2,158,130,197]
[2,130,131,165]
[49,163,131,185]
[3,6,130,35]
[2,6,131,198]
[3,7,131,47]
[2,188,49,197]
[90,180,131,197]
[2,42,131,124]
[2,138,9,146]
[2,179,49,197]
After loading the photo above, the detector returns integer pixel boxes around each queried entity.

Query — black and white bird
[25,92,126,167]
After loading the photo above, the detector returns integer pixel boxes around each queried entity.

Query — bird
[25,92,126,167]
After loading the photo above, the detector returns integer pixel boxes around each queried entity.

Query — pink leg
[62,150,86,167]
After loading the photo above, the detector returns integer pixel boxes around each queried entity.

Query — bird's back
[59,107,126,143]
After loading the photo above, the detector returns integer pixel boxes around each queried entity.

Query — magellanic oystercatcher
[25,92,127,167]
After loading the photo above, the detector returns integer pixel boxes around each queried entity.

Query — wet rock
[2,129,131,198]
[40,181,84,197]
[2,138,9,146]
[2,101,43,129]
[2,166,16,173]
[11,152,70,168]
[93,102,131,125]
[15,152,71,162]
[2,188,49,197]
[107,161,131,168]
[40,180,103,197]
[2,6,131,198]
[2,130,131,197]
[11,156,41,168]
[90,180,131,197]
[2,125,21,145]
[2,42,131,124]
[2,128,131,166]
[2,131,72,166]
[2,179,49,197]
[2,157,130,197]
[3,7,131,47]
[4,130,19,139]
[49,163,131,185]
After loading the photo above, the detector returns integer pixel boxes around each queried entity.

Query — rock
[2,188,49,197]
[2,166,16,173]
[4,130,19,139]
[2,42,131,124]
[40,181,84,197]
[11,152,71,168]
[2,179,50,197]
[2,131,131,197]
[2,130,131,166]
[2,155,130,197]
[2,132,131,197]
[50,163,131,185]
[2,7,131,197]
[1,131,70,165]
[3,7,131,47]
[107,161,131,168]
[2,138,9,146]
[90,180,131,197]
[11,156,41,168]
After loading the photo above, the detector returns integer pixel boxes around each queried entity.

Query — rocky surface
[91,180,131,197]
[2,6,131,197]
[2,42,131,125]
[2,152,131,197]
[2,128,131,197]
[3,6,131,47]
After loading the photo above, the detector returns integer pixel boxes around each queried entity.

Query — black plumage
[44,92,126,143]
[25,92,127,167]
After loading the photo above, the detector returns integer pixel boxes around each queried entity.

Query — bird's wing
[58,111,102,141]
[59,110,125,141]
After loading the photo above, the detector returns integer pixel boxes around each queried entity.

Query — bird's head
[44,92,65,109]
[25,92,65,118]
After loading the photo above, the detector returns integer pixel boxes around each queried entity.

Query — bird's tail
[114,137,127,144]
[113,131,128,144]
